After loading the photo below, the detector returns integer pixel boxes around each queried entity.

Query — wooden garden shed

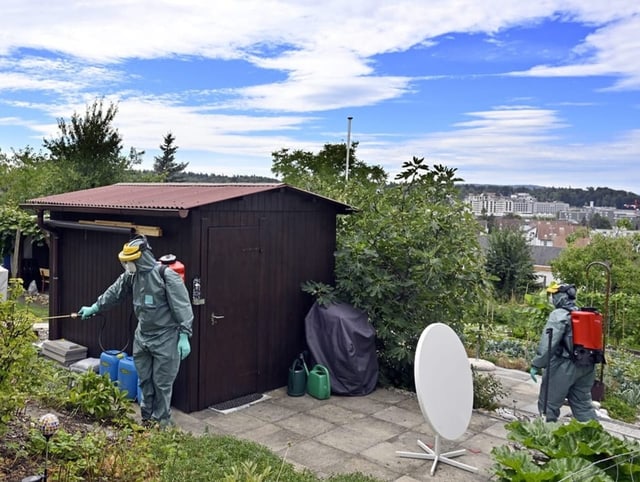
[22,183,352,413]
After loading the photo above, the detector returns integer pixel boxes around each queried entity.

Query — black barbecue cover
[305,301,378,395]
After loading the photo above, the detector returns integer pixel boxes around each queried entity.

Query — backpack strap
[159,264,168,282]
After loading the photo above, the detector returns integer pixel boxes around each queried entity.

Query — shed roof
[22,183,353,216]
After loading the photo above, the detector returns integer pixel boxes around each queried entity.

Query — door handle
[211,313,225,326]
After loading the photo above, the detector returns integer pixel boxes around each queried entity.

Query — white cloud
[1,1,638,191]
[353,106,639,190]
[509,15,640,89]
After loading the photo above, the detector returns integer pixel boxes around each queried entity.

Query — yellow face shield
[118,242,143,262]
[546,281,560,294]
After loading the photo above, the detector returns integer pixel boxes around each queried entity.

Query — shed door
[200,225,261,407]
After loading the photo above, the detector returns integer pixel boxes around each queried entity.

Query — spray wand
[40,313,79,320]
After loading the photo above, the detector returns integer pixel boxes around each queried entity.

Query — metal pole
[586,261,611,384]
[345,116,353,181]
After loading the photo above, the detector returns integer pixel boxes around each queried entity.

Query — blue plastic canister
[99,350,127,382]
[117,356,138,400]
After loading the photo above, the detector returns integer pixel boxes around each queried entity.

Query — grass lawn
[17,293,50,320]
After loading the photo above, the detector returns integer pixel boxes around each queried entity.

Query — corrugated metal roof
[22,182,353,213]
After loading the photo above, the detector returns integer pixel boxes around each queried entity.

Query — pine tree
[153,132,188,182]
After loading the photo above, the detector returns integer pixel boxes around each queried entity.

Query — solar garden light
[22,413,60,482]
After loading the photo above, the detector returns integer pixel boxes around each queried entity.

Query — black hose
[96,312,131,354]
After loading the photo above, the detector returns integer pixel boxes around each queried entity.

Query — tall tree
[271,142,387,190]
[485,227,539,301]
[43,98,139,190]
[153,132,188,182]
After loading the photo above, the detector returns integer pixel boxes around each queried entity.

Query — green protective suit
[95,242,193,426]
[531,291,596,422]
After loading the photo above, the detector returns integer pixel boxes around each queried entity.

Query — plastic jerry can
[307,365,331,400]
[287,357,307,397]
[117,356,138,400]
[100,350,127,382]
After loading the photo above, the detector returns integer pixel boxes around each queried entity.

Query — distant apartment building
[465,192,569,217]
[558,201,640,226]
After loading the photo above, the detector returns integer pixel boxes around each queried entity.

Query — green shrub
[472,367,507,410]
[65,370,135,425]
[0,279,39,430]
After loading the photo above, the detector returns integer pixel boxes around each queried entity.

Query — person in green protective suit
[78,235,193,428]
[529,282,597,422]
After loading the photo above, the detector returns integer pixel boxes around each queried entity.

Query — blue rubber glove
[78,303,99,320]
[178,333,191,360]
[530,366,539,383]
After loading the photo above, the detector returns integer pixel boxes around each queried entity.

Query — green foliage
[7,360,381,482]
[551,233,640,294]
[492,418,640,481]
[483,337,537,361]
[491,290,552,344]
[30,357,78,410]
[601,395,637,423]
[146,429,368,481]
[154,132,188,182]
[65,370,135,425]
[0,147,66,204]
[43,98,142,190]
[271,142,387,190]
[0,204,45,258]
[485,227,539,301]
[300,281,338,307]
[602,292,640,348]
[472,367,507,410]
[0,279,39,429]
[598,348,640,422]
[332,157,490,388]
[222,460,273,482]
[588,213,612,229]
[616,218,633,230]
[25,424,156,481]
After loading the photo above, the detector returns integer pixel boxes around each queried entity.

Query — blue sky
[1,1,638,193]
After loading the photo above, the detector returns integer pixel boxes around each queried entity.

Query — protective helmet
[118,235,150,263]
[546,281,576,300]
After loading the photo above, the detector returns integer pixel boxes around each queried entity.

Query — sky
[1,1,639,193]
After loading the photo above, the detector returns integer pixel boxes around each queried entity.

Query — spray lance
[40,313,79,320]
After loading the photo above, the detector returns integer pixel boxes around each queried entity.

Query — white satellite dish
[396,322,478,476]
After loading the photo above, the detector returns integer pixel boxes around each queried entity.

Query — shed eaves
[23,183,353,213]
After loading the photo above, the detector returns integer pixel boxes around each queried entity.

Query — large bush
[333,157,490,388]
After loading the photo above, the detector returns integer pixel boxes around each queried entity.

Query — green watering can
[307,364,331,400]
[287,354,308,397]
